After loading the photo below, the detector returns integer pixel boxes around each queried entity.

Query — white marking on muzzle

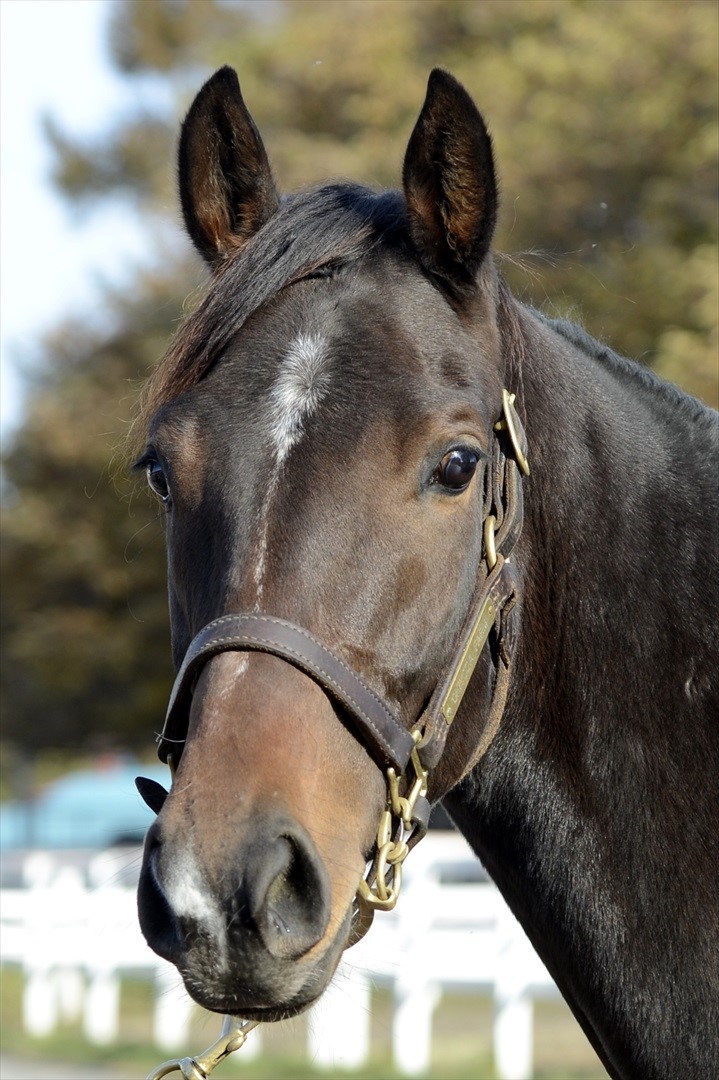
[161,850,229,969]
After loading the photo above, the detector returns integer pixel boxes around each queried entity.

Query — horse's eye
[146,460,170,502]
[434,448,480,492]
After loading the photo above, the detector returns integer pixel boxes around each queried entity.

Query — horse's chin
[177,908,352,1022]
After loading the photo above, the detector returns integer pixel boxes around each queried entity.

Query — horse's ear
[403,69,497,291]
[178,66,280,267]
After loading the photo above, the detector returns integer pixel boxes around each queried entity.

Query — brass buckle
[494,389,530,476]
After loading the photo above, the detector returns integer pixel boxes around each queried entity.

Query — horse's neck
[515,304,718,676]
[447,306,719,1079]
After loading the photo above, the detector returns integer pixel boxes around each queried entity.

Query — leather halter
[156,389,528,792]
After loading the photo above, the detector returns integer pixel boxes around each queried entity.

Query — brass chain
[354,730,429,925]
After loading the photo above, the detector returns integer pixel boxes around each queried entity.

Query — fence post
[83,968,121,1045]
[493,903,533,1080]
[393,976,440,1076]
[83,852,124,1046]
[56,967,85,1024]
[392,860,442,1076]
[152,961,194,1052]
[22,852,60,1038]
[53,866,87,1026]
[308,957,371,1069]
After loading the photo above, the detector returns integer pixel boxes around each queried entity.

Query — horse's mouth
[178,957,339,1023]
[182,992,322,1024]
[176,906,352,1021]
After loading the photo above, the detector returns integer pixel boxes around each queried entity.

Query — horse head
[137,67,522,1020]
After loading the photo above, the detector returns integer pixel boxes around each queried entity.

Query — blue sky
[1,0,150,439]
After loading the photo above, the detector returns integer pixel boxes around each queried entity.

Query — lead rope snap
[145,1016,259,1080]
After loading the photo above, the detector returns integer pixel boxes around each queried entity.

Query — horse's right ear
[179,66,279,268]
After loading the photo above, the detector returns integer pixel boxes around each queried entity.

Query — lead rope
[145,387,528,1080]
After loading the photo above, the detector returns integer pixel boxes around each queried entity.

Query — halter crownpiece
[143,388,528,1080]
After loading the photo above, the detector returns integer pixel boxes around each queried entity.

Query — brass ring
[484,514,498,571]
[500,389,530,476]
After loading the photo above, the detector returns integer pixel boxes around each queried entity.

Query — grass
[0,967,607,1079]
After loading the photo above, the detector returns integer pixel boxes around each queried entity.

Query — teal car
[0,761,169,849]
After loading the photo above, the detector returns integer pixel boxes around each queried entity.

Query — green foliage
[0,280,184,750]
[45,112,174,206]
[2,0,717,754]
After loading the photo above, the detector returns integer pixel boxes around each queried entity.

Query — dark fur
[137,68,719,1079]
[138,184,409,433]
[447,298,719,1078]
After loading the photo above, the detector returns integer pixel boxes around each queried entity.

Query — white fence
[0,835,559,1078]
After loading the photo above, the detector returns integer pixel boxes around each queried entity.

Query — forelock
[134,185,407,443]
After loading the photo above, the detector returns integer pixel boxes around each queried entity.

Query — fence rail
[0,836,559,1078]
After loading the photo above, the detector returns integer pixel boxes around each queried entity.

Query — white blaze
[268,332,331,461]
[252,332,330,608]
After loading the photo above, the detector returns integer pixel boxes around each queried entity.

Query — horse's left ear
[178,66,280,268]
[403,69,497,291]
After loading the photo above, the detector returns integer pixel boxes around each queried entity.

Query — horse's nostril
[139,814,332,981]
[241,826,331,960]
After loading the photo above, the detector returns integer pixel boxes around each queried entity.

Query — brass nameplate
[440,597,496,724]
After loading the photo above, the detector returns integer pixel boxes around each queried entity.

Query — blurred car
[0,759,168,849]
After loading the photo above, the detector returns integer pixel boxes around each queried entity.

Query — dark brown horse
[135,67,719,1079]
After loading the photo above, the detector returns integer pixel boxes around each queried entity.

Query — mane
[135,184,407,441]
[536,310,714,424]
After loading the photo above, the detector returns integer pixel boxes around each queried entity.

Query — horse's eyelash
[131,451,155,473]
[446,442,489,459]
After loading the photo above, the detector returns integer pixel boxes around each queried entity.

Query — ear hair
[178,66,279,267]
[403,69,497,292]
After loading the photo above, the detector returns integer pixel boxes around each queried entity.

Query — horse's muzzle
[138,809,341,1016]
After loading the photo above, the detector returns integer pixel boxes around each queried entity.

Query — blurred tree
[2,0,717,754]
[0,280,178,750]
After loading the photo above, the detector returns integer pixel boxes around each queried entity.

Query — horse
[134,67,719,1080]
